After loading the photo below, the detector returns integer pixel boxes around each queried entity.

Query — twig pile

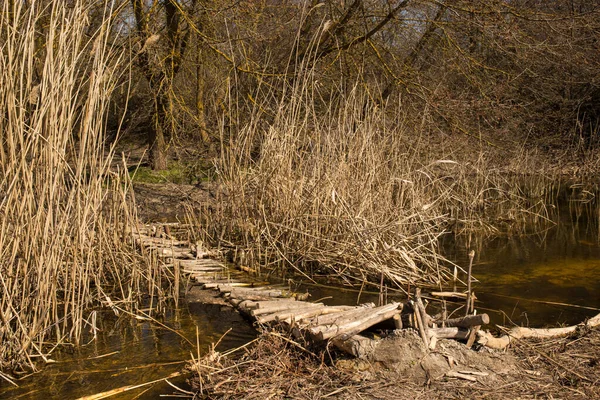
[188,332,365,400]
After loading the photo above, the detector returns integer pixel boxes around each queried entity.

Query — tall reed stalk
[206,67,556,290]
[0,1,163,374]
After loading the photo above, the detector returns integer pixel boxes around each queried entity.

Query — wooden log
[393,313,402,330]
[428,335,438,350]
[252,302,322,317]
[439,314,489,328]
[312,303,375,326]
[183,268,223,274]
[229,298,243,307]
[334,308,402,342]
[311,307,365,327]
[178,259,225,267]
[203,282,251,289]
[412,300,429,348]
[256,304,325,324]
[281,306,355,325]
[228,294,277,302]
[476,330,511,350]
[415,289,432,328]
[158,249,194,259]
[236,300,259,313]
[193,274,222,284]
[310,304,395,336]
[309,303,402,341]
[465,325,481,348]
[248,300,307,315]
[223,286,293,299]
[446,371,477,382]
[428,327,470,340]
[332,335,379,358]
[477,313,600,350]
[465,250,475,316]
[430,292,469,299]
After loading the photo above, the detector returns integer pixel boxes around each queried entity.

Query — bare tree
[131,0,196,170]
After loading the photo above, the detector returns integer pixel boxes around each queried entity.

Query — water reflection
[3,302,256,399]
[443,183,600,327]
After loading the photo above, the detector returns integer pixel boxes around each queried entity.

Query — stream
[3,183,600,399]
[2,302,256,399]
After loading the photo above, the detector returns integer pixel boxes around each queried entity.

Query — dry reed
[202,71,556,290]
[0,1,170,375]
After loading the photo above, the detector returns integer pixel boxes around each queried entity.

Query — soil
[187,325,600,399]
[133,181,217,223]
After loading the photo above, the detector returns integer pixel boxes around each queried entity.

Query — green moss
[129,161,214,184]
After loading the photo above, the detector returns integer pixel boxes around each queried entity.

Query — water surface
[3,302,256,399]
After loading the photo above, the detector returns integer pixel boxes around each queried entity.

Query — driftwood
[331,335,379,358]
[309,303,402,341]
[477,312,600,350]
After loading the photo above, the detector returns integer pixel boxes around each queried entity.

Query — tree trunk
[196,40,209,143]
[149,92,168,170]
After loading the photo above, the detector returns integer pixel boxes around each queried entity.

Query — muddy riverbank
[189,324,600,399]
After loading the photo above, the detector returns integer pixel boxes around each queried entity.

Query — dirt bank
[188,325,600,399]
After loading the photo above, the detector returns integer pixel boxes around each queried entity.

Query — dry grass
[188,327,600,399]
[188,331,364,399]
[0,1,171,374]
[202,74,556,290]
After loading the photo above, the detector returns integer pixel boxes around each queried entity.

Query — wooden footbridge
[131,223,508,357]
[131,223,411,352]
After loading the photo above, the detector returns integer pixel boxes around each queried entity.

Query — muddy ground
[187,324,600,399]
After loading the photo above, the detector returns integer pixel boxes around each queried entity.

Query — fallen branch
[478,312,600,350]
[76,371,182,400]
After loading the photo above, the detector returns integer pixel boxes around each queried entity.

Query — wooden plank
[309,303,402,341]
[256,304,325,324]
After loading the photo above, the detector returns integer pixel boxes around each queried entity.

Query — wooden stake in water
[465,250,475,317]
[174,260,180,309]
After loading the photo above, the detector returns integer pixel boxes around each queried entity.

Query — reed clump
[206,76,556,289]
[0,1,170,374]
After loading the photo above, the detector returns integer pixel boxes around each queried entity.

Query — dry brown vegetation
[188,327,600,399]
[0,1,175,377]
[1,0,599,380]
[178,0,599,289]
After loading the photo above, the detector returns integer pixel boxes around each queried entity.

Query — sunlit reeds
[205,70,557,291]
[0,1,167,373]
